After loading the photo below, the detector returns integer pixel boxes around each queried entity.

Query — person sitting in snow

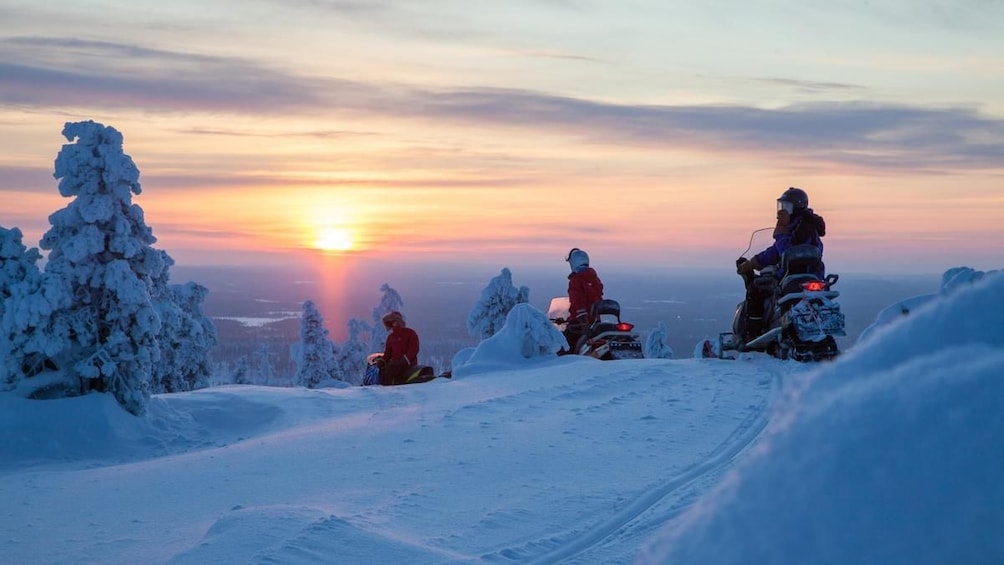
[562,248,605,354]
[376,311,420,385]
[736,187,827,343]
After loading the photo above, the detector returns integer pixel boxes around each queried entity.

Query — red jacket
[384,326,420,366]
[568,267,604,322]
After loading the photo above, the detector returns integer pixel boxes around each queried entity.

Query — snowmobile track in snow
[521,364,784,565]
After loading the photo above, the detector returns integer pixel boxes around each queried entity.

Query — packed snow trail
[499,361,783,565]
[0,355,793,565]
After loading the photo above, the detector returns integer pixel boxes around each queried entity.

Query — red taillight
[616,322,634,332]
[803,281,826,292]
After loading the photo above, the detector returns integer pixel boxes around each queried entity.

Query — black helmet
[777,187,809,214]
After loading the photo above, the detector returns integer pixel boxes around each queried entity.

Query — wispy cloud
[3,37,1002,173]
[751,77,867,95]
[0,37,336,114]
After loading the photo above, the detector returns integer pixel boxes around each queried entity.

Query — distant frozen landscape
[176,262,940,381]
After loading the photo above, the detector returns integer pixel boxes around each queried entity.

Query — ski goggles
[777,200,795,215]
[564,247,581,262]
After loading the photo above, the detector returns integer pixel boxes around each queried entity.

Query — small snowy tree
[0,226,41,304]
[292,300,342,388]
[369,283,404,353]
[336,318,371,385]
[0,226,43,391]
[152,280,218,393]
[644,322,674,359]
[254,342,276,386]
[467,267,530,340]
[232,356,250,385]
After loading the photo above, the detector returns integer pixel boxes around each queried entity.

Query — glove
[374,357,386,368]
[774,210,791,237]
[737,258,760,275]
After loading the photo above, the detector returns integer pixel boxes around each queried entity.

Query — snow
[1,269,1003,564]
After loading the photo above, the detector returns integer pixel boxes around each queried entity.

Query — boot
[743,316,764,346]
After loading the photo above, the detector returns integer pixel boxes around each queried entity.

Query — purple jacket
[754,210,826,278]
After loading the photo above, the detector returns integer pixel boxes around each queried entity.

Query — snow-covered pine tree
[643,322,674,359]
[336,318,371,385]
[0,226,41,304]
[152,279,218,393]
[254,342,276,386]
[6,121,170,414]
[292,300,342,388]
[0,226,43,391]
[369,283,404,353]
[467,267,530,340]
[232,356,250,385]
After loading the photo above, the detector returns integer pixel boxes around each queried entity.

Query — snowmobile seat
[590,299,622,320]
[781,244,822,276]
[589,299,624,335]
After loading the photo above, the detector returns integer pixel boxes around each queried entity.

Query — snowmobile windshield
[741,227,776,260]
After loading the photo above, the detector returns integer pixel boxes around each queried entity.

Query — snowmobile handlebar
[737,259,754,288]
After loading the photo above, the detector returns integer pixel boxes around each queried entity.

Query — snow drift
[642,269,1004,564]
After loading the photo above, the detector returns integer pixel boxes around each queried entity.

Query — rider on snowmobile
[736,187,827,342]
[563,248,604,354]
[377,311,420,385]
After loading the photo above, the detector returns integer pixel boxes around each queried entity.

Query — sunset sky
[2,0,1003,275]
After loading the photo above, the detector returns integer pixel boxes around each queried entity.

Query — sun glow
[314,227,355,252]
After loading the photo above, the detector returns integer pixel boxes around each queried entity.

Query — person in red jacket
[378,311,420,385]
[563,248,604,354]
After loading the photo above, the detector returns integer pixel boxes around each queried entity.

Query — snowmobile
[709,229,845,362]
[362,353,442,386]
[548,297,645,360]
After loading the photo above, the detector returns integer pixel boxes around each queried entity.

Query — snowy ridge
[2,269,1003,564]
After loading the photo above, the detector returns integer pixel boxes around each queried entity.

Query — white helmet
[565,247,590,273]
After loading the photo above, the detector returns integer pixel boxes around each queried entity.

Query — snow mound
[169,505,467,564]
[642,269,1004,564]
[452,303,569,377]
[0,386,354,470]
[857,266,998,344]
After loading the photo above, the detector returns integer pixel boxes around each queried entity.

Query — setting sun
[315,227,355,252]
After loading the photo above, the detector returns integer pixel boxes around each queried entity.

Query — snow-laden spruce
[152,270,218,393]
[643,321,674,359]
[0,226,44,391]
[336,318,371,385]
[467,267,530,340]
[369,283,404,354]
[254,343,277,386]
[0,121,215,415]
[231,356,251,385]
[291,300,343,388]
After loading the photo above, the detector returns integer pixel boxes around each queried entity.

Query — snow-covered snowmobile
[711,230,845,362]
[549,297,645,360]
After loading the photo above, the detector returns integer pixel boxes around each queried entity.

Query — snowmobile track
[522,366,783,565]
